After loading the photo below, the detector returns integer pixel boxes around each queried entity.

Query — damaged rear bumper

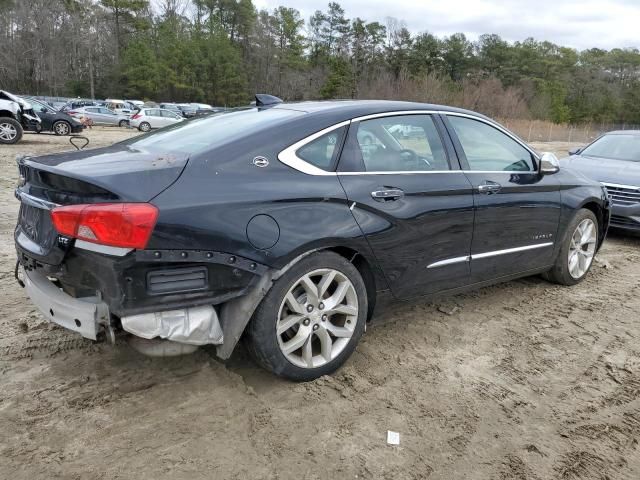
[21,266,109,340]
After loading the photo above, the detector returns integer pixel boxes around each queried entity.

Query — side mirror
[540,152,560,175]
[568,147,582,156]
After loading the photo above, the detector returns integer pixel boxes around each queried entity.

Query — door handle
[371,188,404,201]
[477,182,502,195]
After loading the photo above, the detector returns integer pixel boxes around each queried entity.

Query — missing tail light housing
[51,203,158,249]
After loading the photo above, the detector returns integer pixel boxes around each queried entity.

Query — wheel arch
[579,199,608,250]
[325,246,377,322]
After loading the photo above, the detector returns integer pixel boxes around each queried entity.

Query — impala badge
[252,156,269,168]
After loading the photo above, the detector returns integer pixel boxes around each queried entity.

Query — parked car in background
[129,108,185,131]
[159,103,182,115]
[177,104,197,118]
[61,99,96,111]
[191,103,213,110]
[562,130,640,233]
[14,99,610,380]
[24,97,84,135]
[0,90,41,144]
[68,106,129,126]
[126,99,144,108]
[105,99,134,116]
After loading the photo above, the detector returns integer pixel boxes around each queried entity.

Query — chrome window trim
[277,120,350,176]
[277,109,539,176]
[338,170,456,176]
[426,242,554,269]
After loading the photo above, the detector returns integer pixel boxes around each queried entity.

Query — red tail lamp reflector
[51,203,158,249]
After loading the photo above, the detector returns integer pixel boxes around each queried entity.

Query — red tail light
[51,203,158,249]
[67,110,77,115]
[131,113,141,119]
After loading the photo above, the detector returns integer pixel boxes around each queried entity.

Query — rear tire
[118,119,129,127]
[246,251,367,381]
[53,120,71,136]
[544,208,599,285]
[138,122,151,132]
[0,117,23,144]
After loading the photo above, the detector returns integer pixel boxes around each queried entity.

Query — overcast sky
[253,0,638,50]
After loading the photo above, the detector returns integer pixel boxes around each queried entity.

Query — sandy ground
[1,131,639,479]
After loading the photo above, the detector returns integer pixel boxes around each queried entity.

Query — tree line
[1,0,639,124]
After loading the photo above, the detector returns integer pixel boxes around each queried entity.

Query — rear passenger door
[337,113,475,299]
[442,114,561,282]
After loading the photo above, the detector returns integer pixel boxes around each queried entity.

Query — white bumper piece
[121,305,224,346]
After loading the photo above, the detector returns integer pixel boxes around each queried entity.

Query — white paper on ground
[387,431,400,445]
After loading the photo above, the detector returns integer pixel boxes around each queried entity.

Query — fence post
[584,124,590,143]
[548,123,553,142]
[568,126,573,143]
[528,121,533,142]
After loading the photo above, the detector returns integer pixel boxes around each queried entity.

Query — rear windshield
[582,134,640,162]
[120,108,303,154]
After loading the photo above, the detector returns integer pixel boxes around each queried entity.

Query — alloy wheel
[54,122,70,135]
[568,218,597,279]
[276,268,358,369]
[0,122,17,141]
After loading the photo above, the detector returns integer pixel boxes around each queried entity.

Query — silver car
[130,108,185,132]
[69,106,130,127]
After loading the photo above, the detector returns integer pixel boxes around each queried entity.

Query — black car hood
[561,154,640,186]
[23,145,189,202]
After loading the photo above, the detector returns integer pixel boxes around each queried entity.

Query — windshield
[581,134,640,162]
[120,107,303,154]
[25,98,51,111]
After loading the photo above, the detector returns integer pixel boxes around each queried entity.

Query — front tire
[545,208,599,285]
[53,120,71,136]
[0,117,23,144]
[246,251,367,381]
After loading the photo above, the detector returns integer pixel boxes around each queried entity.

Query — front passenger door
[443,114,561,282]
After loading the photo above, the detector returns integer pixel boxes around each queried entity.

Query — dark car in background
[176,103,197,118]
[0,90,41,144]
[25,97,84,135]
[562,131,640,233]
[15,99,609,381]
[61,99,97,111]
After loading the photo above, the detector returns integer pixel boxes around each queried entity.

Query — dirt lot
[1,130,639,479]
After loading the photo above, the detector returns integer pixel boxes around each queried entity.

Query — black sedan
[25,97,84,135]
[14,99,610,381]
[562,130,640,233]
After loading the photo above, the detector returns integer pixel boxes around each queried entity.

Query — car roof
[270,99,489,121]
[604,130,640,135]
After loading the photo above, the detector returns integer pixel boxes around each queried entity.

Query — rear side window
[296,127,346,171]
[448,116,535,172]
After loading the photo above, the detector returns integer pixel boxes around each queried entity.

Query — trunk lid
[15,145,188,265]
